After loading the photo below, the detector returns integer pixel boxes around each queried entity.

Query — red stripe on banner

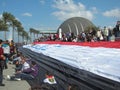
[33,41,120,49]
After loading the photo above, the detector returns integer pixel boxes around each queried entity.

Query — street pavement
[0,63,30,90]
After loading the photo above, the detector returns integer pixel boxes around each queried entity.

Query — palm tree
[3,12,17,41]
[29,28,40,42]
[17,25,23,43]
[35,30,40,39]
[24,32,30,44]
[2,12,30,43]
[0,19,8,40]
[14,20,22,43]
[3,12,14,40]
[21,30,30,43]
[11,19,19,41]
[29,28,35,42]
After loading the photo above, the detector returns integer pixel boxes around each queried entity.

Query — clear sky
[0,0,120,31]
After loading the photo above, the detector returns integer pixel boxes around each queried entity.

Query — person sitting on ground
[11,53,22,69]
[8,60,38,81]
[43,72,58,90]
[12,52,22,65]
[15,55,30,72]
[7,55,30,80]
[43,72,57,85]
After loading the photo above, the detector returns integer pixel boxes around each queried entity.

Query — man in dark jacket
[0,39,5,86]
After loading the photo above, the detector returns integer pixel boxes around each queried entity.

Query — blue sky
[0,0,120,31]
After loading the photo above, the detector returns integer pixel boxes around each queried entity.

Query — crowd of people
[0,38,77,90]
[0,39,16,86]
[7,55,39,81]
[1,25,119,89]
[0,39,39,84]
[8,52,77,90]
[0,39,78,90]
[35,26,120,43]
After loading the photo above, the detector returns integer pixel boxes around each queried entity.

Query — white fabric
[23,44,120,82]
[2,45,10,54]
[21,62,30,71]
[13,57,21,62]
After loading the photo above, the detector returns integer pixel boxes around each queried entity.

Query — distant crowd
[34,26,120,43]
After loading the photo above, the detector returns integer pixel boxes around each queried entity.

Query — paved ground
[0,64,30,90]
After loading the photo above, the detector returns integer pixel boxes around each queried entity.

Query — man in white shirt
[2,40,10,69]
[16,56,30,72]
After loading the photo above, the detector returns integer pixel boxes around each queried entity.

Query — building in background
[57,17,95,36]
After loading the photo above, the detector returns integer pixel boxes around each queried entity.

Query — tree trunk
[34,33,35,40]
[12,26,15,41]
[30,32,32,42]
[4,31,6,40]
[18,31,19,43]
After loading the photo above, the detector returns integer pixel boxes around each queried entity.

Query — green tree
[2,12,14,40]
[29,28,40,42]
[11,19,19,41]
[29,28,35,42]
[16,23,23,43]
[0,19,8,40]
[21,30,30,43]
[2,12,31,43]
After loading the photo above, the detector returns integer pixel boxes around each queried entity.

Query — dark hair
[46,71,53,76]
[17,52,22,56]
[11,40,14,42]
[0,39,3,44]
[31,61,36,65]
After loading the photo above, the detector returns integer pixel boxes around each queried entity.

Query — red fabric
[0,47,4,60]
[47,76,54,78]
[34,41,120,49]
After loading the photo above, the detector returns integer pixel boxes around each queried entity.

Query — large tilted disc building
[57,17,95,35]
